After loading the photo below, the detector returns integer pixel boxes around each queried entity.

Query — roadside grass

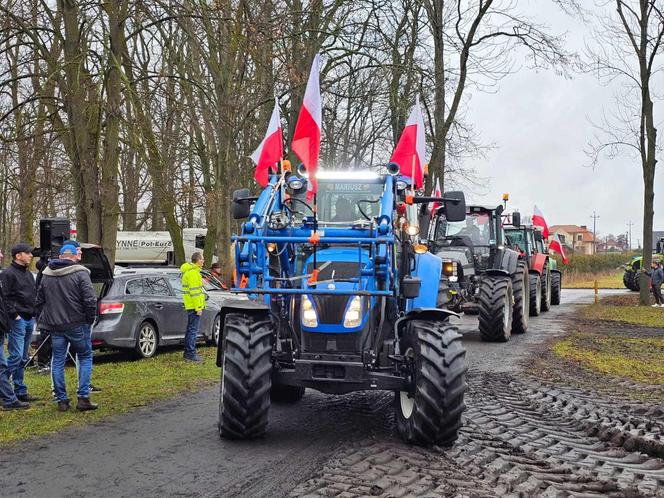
[553,333,664,386]
[0,345,219,446]
[563,270,624,289]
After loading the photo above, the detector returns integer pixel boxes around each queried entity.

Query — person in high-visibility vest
[180,252,206,362]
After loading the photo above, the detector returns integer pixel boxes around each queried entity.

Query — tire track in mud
[292,371,664,497]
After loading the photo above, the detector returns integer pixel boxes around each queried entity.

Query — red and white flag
[429,176,442,214]
[291,54,322,200]
[250,98,283,187]
[533,205,549,239]
[390,98,426,189]
[549,233,569,264]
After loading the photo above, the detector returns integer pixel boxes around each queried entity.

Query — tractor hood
[434,246,473,267]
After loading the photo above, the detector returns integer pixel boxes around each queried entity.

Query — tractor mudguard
[394,307,460,343]
[216,299,271,367]
[531,253,548,275]
[409,251,443,309]
[499,250,519,274]
[484,268,510,278]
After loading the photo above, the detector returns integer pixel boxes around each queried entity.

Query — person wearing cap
[0,274,29,410]
[35,243,98,411]
[0,242,39,403]
[205,262,229,290]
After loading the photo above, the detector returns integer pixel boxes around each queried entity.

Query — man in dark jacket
[644,261,664,307]
[0,243,38,402]
[36,243,98,411]
[0,278,29,409]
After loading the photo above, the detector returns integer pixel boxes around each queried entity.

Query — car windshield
[444,212,491,245]
[295,178,384,224]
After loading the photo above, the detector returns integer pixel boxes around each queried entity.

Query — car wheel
[135,321,158,359]
[206,314,221,346]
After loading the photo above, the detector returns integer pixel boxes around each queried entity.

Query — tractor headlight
[287,175,307,194]
[396,180,408,192]
[442,261,455,276]
[301,295,318,327]
[405,224,420,236]
[343,296,363,328]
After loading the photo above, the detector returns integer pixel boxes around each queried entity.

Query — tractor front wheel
[395,320,467,447]
[529,274,542,316]
[478,276,513,342]
[219,313,273,439]
[541,269,552,312]
[551,272,562,305]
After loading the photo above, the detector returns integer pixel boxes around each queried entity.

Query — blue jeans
[51,325,93,402]
[7,317,35,396]
[184,311,201,357]
[0,332,19,406]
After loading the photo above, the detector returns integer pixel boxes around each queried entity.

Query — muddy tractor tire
[541,268,552,312]
[529,274,542,316]
[219,313,273,439]
[395,320,467,447]
[551,272,562,305]
[511,261,529,334]
[270,384,305,403]
[478,276,514,342]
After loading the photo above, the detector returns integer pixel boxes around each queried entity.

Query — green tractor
[623,237,664,291]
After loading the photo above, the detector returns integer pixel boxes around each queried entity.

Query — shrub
[551,252,638,274]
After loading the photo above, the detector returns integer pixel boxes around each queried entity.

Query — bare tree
[586,0,663,305]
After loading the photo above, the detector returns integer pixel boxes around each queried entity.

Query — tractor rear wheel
[219,313,273,439]
[551,272,562,305]
[623,271,631,290]
[395,320,467,447]
[270,384,305,403]
[529,274,542,316]
[631,271,641,292]
[478,276,513,342]
[541,268,552,312]
[511,261,529,334]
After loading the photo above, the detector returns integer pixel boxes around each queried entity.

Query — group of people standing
[0,242,99,411]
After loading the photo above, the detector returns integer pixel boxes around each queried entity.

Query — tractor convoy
[217,164,565,447]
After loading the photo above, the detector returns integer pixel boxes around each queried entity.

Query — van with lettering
[115,228,213,266]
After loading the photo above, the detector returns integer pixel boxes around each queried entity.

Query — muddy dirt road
[1,289,663,497]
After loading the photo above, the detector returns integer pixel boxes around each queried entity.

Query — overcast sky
[464,1,663,247]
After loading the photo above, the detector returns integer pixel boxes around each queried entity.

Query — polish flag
[291,54,322,200]
[429,176,442,214]
[390,98,426,189]
[533,205,549,239]
[549,233,569,264]
[250,98,283,187]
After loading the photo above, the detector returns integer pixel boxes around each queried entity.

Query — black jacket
[0,261,36,319]
[35,259,97,332]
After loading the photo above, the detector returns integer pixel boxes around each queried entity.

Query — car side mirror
[232,188,252,220]
[512,211,521,227]
[442,191,466,222]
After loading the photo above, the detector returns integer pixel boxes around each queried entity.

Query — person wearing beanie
[35,243,98,412]
[0,242,38,403]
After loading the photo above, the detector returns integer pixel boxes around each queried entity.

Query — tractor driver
[332,196,355,222]
[459,217,482,244]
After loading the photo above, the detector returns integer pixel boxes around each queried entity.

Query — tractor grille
[311,295,349,324]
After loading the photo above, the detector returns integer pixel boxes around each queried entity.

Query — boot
[76,397,99,411]
[57,401,70,412]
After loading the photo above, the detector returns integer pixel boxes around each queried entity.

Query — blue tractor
[217,164,468,446]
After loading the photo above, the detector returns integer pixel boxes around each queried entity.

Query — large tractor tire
[395,320,467,447]
[551,272,562,305]
[478,276,513,342]
[219,313,273,439]
[270,384,305,403]
[630,271,641,292]
[511,261,529,334]
[541,268,552,312]
[529,274,542,316]
[623,271,632,290]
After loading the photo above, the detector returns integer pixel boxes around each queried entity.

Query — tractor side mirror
[442,191,466,222]
[232,188,252,220]
[512,211,521,227]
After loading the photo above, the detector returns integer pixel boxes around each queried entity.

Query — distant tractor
[623,237,664,291]
[504,214,562,312]
[428,202,528,342]
[218,165,468,446]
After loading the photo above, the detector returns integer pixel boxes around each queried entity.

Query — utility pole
[626,221,634,251]
[590,211,600,255]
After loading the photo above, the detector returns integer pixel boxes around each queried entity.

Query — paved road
[3,288,660,498]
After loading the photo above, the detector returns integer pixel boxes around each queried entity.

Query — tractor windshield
[311,177,385,224]
[505,229,526,253]
[443,212,491,246]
